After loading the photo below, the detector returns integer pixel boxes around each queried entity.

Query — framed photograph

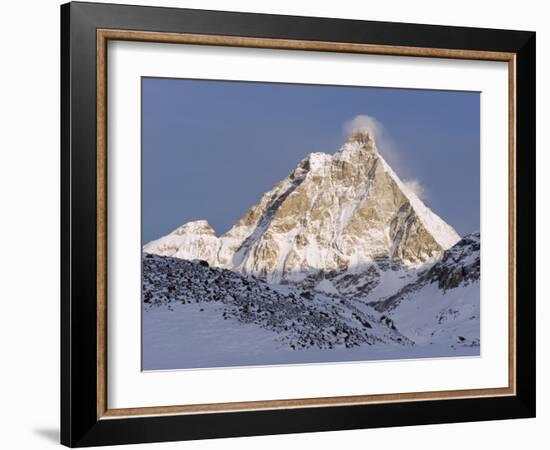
[61,2,536,447]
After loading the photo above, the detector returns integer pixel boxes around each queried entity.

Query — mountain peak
[145,124,461,284]
[335,131,378,164]
[171,220,216,237]
[347,129,375,145]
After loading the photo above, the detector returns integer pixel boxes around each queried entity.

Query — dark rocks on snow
[142,253,412,350]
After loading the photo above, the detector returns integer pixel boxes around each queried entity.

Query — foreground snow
[143,302,478,370]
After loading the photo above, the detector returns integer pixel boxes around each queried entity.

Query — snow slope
[142,232,480,369]
[143,301,478,370]
[371,232,480,348]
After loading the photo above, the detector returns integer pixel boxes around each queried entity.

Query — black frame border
[61,2,535,447]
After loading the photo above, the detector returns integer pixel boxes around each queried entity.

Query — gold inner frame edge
[96,29,517,420]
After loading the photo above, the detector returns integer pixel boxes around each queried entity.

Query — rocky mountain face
[144,130,460,285]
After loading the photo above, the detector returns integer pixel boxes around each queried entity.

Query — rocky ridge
[371,232,481,313]
[369,232,481,347]
[142,253,412,350]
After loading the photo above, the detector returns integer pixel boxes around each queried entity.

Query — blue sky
[142,78,479,243]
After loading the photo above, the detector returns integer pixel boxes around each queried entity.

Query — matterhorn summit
[144,127,460,286]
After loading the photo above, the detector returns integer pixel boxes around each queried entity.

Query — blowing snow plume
[343,114,428,202]
[343,114,383,142]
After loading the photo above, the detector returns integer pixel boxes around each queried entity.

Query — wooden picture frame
[61,1,535,447]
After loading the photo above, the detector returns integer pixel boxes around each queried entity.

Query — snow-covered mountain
[142,127,478,369]
[144,130,460,284]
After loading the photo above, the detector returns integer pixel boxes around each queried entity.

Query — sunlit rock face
[143,129,460,285]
